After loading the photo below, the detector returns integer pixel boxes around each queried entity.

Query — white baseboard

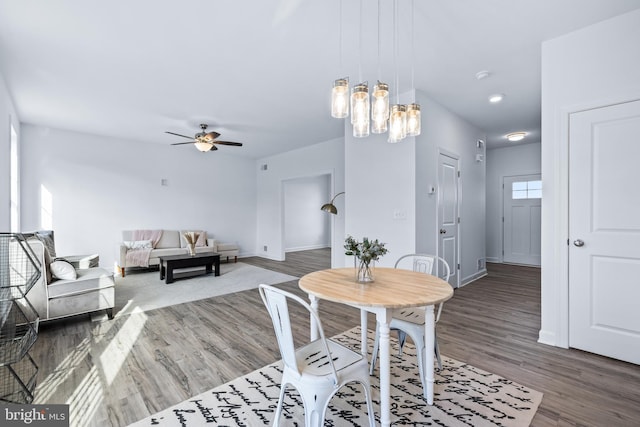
[460,269,488,287]
[486,257,501,264]
[285,244,330,253]
[538,329,560,347]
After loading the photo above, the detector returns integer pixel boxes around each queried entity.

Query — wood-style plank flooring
[29,249,640,426]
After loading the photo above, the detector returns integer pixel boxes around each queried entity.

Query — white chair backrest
[258,284,339,383]
[394,253,451,283]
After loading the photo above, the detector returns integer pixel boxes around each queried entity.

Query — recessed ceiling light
[475,70,491,80]
[489,94,504,103]
[506,132,526,142]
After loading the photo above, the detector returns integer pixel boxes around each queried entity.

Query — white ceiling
[1,0,639,158]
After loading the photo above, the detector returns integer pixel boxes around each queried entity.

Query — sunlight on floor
[100,312,148,385]
[35,337,91,403]
[35,310,148,426]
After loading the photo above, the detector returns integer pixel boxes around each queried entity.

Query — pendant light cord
[358,0,363,83]
[377,0,381,80]
[394,0,399,104]
[411,0,416,102]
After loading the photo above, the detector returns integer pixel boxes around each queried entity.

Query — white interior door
[503,174,541,266]
[569,99,640,365]
[438,152,460,288]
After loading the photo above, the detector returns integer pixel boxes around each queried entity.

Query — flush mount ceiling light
[506,132,526,142]
[488,94,504,103]
[475,70,491,80]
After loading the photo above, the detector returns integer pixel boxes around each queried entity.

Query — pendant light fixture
[388,0,406,143]
[350,0,369,137]
[331,0,349,119]
[406,0,421,137]
[330,0,418,142]
[332,78,349,118]
[371,0,389,134]
[351,82,370,137]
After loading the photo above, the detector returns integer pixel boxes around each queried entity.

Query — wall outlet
[392,210,407,220]
[477,258,485,270]
[263,245,268,251]
[260,164,268,171]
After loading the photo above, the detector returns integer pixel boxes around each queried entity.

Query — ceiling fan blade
[204,131,221,141]
[171,141,195,146]
[165,131,195,139]
[213,141,243,146]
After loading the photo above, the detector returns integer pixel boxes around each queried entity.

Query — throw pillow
[50,259,77,281]
[124,240,153,250]
[34,230,56,258]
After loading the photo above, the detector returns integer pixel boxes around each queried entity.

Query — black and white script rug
[129,327,542,426]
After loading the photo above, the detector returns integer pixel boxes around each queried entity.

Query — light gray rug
[129,327,542,427]
[114,262,297,317]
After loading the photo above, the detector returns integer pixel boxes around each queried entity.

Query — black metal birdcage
[0,233,41,403]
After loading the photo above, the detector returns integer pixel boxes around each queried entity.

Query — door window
[512,180,542,199]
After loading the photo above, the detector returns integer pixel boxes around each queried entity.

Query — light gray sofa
[116,230,239,277]
[23,239,115,321]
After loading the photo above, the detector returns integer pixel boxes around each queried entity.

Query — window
[512,180,542,200]
[10,124,19,232]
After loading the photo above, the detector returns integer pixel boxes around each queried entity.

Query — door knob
[573,239,585,247]
[440,229,446,234]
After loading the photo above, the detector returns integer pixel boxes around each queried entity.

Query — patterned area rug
[129,327,542,426]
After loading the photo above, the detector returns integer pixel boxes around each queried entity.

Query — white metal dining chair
[369,254,451,398]
[259,284,375,427]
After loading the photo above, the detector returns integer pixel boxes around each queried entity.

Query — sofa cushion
[50,259,77,280]
[149,248,189,258]
[48,268,114,299]
[217,242,239,252]
[155,230,180,249]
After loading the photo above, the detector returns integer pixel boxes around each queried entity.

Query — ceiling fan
[167,124,243,152]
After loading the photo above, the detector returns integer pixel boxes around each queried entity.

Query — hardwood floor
[29,249,640,426]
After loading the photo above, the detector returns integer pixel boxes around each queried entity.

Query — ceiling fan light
[406,103,421,136]
[371,81,389,134]
[331,78,349,118]
[388,104,406,143]
[194,141,212,152]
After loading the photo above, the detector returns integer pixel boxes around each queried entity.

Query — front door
[503,174,541,266]
[569,99,640,364]
[437,152,460,288]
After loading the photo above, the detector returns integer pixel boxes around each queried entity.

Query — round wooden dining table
[299,267,453,427]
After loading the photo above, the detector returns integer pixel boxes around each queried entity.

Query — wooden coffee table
[158,253,220,284]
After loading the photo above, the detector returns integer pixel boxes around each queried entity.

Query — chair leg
[397,330,407,355]
[273,382,288,426]
[359,380,377,427]
[434,328,442,371]
[370,323,380,375]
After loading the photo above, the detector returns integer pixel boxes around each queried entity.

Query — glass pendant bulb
[331,78,349,118]
[351,83,370,137]
[388,104,406,143]
[371,81,389,134]
[406,103,421,136]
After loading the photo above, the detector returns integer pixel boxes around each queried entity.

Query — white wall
[0,73,20,231]
[256,138,345,267]
[20,125,257,270]
[345,90,487,284]
[283,174,330,251]
[415,92,487,285]
[540,9,640,347]
[486,142,541,263]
